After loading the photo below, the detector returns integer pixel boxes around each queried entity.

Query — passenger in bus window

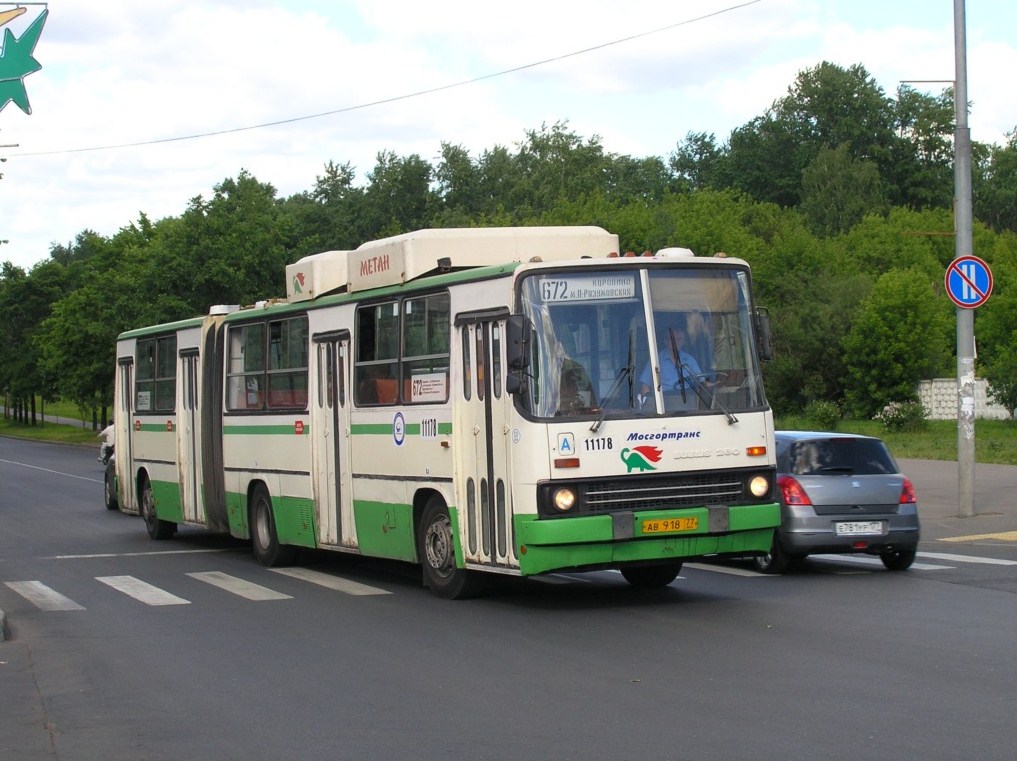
[558,363,595,415]
[639,321,703,395]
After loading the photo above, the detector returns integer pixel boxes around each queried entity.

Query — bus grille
[583,473,745,514]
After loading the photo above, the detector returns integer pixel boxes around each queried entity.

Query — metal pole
[954,0,975,518]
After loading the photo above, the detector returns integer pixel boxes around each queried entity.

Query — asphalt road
[2,437,1016,761]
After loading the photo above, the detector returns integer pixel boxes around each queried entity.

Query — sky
[1,0,1015,271]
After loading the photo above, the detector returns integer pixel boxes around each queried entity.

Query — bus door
[455,311,515,569]
[178,348,203,524]
[312,331,356,549]
[116,357,136,512]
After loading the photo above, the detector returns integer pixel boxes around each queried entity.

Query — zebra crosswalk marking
[4,580,84,611]
[187,571,292,600]
[96,575,190,606]
[269,567,392,596]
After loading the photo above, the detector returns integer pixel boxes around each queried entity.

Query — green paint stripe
[352,422,453,436]
[134,423,174,433]
[351,424,392,435]
[223,425,309,435]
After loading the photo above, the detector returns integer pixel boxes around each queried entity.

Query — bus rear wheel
[104,466,118,511]
[620,562,683,589]
[250,485,296,567]
[140,476,175,540]
[418,498,483,599]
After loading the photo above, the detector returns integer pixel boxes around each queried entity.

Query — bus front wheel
[620,562,683,589]
[250,485,296,567]
[418,498,483,600]
[141,476,175,540]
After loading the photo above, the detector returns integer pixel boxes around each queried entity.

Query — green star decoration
[0,8,48,115]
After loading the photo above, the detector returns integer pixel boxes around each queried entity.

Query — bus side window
[355,301,399,406]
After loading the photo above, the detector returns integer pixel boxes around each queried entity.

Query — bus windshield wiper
[678,361,739,425]
[590,329,635,433]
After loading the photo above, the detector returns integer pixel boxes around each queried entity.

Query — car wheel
[620,562,683,588]
[753,536,793,574]
[880,548,916,571]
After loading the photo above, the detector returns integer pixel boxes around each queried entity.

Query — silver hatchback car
[754,431,920,573]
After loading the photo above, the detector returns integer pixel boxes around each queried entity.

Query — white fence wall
[917,378,1011,420]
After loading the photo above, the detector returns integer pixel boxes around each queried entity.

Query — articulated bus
[108,226,780,598]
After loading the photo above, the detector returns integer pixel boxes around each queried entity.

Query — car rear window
[779,438,898,476]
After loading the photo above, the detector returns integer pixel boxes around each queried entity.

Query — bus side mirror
[505,315,532,396]
[506,315,532,370]
[755,307,773,362]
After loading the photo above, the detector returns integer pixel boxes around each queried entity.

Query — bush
[874,401,929,433]
[804,400,841,430]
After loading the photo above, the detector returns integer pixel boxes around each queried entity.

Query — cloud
[1,0,1014,270]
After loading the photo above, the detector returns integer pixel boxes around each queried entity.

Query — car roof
[775,430,882,443]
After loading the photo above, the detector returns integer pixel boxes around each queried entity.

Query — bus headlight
[552,487,577,512]
[749,475,771,498]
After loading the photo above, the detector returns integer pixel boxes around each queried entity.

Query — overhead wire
[11,0,762,158]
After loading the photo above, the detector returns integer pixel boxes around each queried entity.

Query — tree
[154,171,293,312]
[508,122,610,216]
[974,129,1017,233]
[280,160,366,255]
[975,239,1017,417]
[669,132,725,192]
[842,268,953,416]
[362,151,435,237]
[0,259,67,422]
[888,85,955,209]
[800,143,886,236]
[725,62,896,208]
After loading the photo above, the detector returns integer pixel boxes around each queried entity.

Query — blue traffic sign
[945,255,993,309]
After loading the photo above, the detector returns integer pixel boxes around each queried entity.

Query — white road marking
[187,571,292,600]
[50,549,231,560]
[917,552,1017,566]
[809,554,950,571]
[269,567,391,596]
[0,458,100,483]
[4,581,85,611]
[684,562,768,577]
[96,575,190,605]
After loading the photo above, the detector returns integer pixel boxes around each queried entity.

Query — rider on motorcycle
[98,419,115,464]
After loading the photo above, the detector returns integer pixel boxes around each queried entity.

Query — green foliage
[873,401,930,433]
[842,268,953,417]
[974,130,1017,233]
[803,400,841,430]
[800,143,886,236]
[5,60,1017,432]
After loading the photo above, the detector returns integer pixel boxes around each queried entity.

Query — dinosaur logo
[0,5,48,115]
[292,271,305,294]
[620,445,663,472]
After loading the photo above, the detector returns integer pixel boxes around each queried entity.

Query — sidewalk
[899,458,1017,546]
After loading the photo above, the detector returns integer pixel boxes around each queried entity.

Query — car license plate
[835,521,883,536]
[642,517,699,534]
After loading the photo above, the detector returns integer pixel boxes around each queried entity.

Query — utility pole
[953,0,975,518]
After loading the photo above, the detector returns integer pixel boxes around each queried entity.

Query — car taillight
[777,475,812,505]
[900,477,917,504]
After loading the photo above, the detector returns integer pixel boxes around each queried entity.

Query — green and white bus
[108,226,780,597]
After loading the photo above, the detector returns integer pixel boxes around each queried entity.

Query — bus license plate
[642,517,699,534]
[835,521,883,536]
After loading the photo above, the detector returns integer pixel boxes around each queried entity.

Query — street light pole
[953,0,975,518]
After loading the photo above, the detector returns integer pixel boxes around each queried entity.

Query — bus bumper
[513,503,779,576]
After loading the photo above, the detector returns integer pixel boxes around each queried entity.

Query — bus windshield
[516,266,767,419]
